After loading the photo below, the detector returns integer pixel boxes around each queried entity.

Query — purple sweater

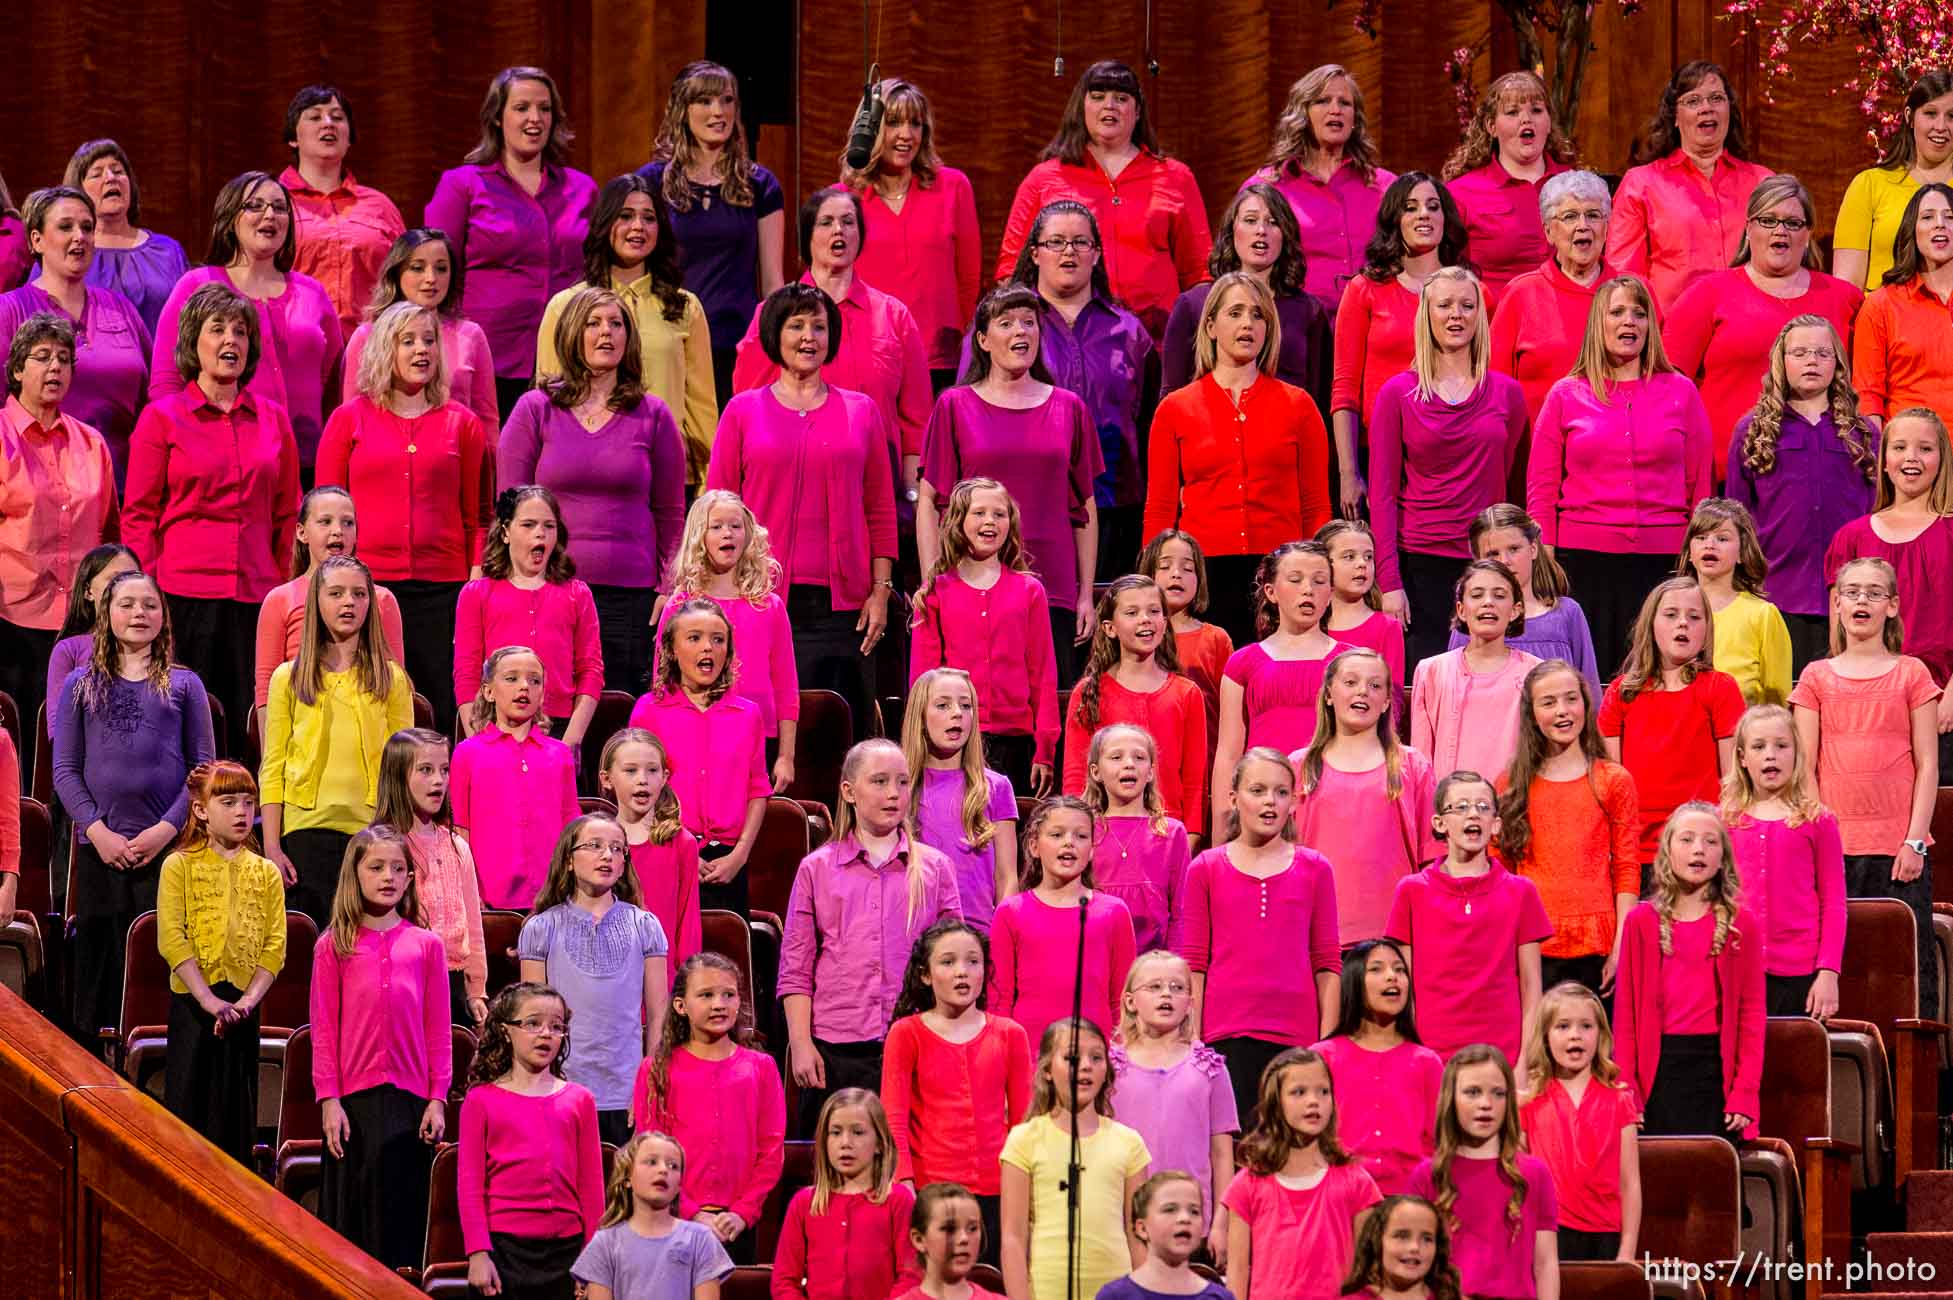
[52,664,215,834]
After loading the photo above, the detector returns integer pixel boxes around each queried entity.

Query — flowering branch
[1722,0,1953,148]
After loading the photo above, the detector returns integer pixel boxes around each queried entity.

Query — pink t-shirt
[1225,640,1356,757]
[1174,846,1341,1045]
[1312,1036,1444,1194]
[1292,752,1439,944]
[660,590,799,738]
[1660,913,1722,1034]
[1222,1163,1382,1300]
[1384,863,1554,1062]
[1410,647,1542,780]
[988,890,1137,1042]
[451,726,582,909]
[628,689,772,843]
[1409,1152,1559,1298]
[1726,812,1847,977]
[1520,1078,1638,1233]
[1789,655,1942,854]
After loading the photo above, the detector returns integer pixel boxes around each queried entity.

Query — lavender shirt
[1162,284,1332,419]
[497,389,687,589]
[914,766,1017,933]
[1448,596,1603,692]
[1725,408,1878,617]
[0,281,151,480]
[1107,1042,1239,1232]
[517,900,668,1111]
[636,162,785,351]
[50,234,191,336]
[52,664,215,836]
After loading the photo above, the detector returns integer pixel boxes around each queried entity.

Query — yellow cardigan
[260,660,415,831]
[156,843,287,994]
[1711,590,1793,706]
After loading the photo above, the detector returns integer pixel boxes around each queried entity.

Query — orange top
[1144,373,1331,559]
[1501,760,1640,959]
[1851,276,1953,423]
[1789,655,1942,855]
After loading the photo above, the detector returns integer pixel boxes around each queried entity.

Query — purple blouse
[423,162,598,381]
[497,389,687,590]
[914,766,1017,933]
[1038,296,1153,510]
[1162,284,1332,419]
[0,282,152,480]
[56,233,191,336]
[636,162,786,352]
[1725,408,1879,618]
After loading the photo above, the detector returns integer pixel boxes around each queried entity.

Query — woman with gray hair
[1490,170,1617,420]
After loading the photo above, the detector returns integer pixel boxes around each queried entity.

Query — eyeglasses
[573,840,625,859]
[1785,346,1835,361]
[1677,92,1730,111]
[1136,980,1190,997]
[511,1018,568,1037]
[24,349,73,366]
[240,199,291,216]
[1442,800,1495,816]
[1751,215,1809,232]
[1549,208,1607,226]
[1037,236,1097,254]
[1836,585,1892,602]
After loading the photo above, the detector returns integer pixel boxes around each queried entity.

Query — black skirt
[319,1083,436,1270]
[483,1230,583,1299]
[1641,1032,1726,1139]
[165,982,260,1165]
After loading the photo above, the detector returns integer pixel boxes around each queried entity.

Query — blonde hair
[652,62,757,211]
[1738,316,1875,481]
[1828,557,1905,655]
[469,645,551,734]
[1299,648,1405,799]
[1732,175,1822,269]
[1193,271,1280,378]
[1082,723,1171,836]
[900,669,998,853]
[599,728,685,846]
[926,478,1031,586]
[291,555,393,707]
[1720,704,1824,826]
[1117,950,1195,1044]
[840,78,945,190]
[599,1130,685,1228]
[1651,802,1742,956]
[1518,982,1623,1099]
[1570,275,1675,403]
[664,489,779,608]
[1264,65,1383,185]
[1223,747,1299,844]
[354,301,449,408]
[1875,408,1953,513]
[810,1088,898,1213]
[1026,1017,1115,1120]
[1411,267,1490,401]
[836,739,932,927]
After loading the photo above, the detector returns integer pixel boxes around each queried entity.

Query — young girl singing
[571,1130,735,1300]
[1409,1046,1560,1300]
[1385,771,1552,1064]
[1293,648,1439,944]
[633,952,785,1266]
[1102,1173,1233,1299]
[1314,939,1445,1196]
[1109,950,1238,1260]
[1178,749,1340,1128]
[899,1181,1006,1300]
[1613,805,1766,1139]
[1677,498,1793,706]
[774,1089,922,1299]
[253,484,404,708]
[373,727,489,1027]
[990,795,1137,1043]
[910,477,1059,797]
[520,813,670,1145]
[460,981,606,1297]
[261,554,415,926]
[631,596,771,914]
[1083,723,1191,955]
[46,542,139,726]
[903,668,1020,935]
[883,918,1033,1262]
[452,645,583,910]
[1498,661,1639,998]
[157,759,285,1163]
[455,485,604,745]
[1223,1047,1383,1300]
[1518,983,1642,1263]
[1452,505,1600,692]
[1722,705,1846,1018]
[312,826,452,1270]
[600,729,702,987]
[1411,559,1540,780]
[1339,1194,1462,1300]
[999,1017,1152,1300]
[1316,518,1409,713]
[1142,528,1234,736]
[1062,576,1209,833]
[1598,578,1745,874]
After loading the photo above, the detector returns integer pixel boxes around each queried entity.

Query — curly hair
[81,571,174,713]
[890,917,991,1020]
[926,477,1031,584]
[642,953,758,1128]
[1263,65,1383,185]
[1340,1195,1464,1300]
[1440,71,1580,181]
[468,982,572,1086]
[652,62,758,212]
[1651,802,1743,956]
[664,489,780,610]
[1738,316,1875,481]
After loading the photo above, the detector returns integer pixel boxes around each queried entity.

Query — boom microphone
[845,77,886,171]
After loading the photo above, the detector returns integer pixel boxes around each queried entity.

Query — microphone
[845,78,886,171]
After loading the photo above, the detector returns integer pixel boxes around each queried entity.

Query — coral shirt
[1062,674,1209,828]
[880,1012,1033,1191]
[281,166,406,339]
[0,396,119,630]
[1144,372,1331,558]
[1853,276,1953,425]
[1604,150,1776,311]
[1520,1078,1639,1233]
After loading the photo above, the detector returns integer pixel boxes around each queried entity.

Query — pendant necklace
[1104,817,1146,860]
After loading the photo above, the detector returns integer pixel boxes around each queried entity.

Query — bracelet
[873,578,895,588]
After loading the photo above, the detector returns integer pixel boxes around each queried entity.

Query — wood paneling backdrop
[0,0,1873,282]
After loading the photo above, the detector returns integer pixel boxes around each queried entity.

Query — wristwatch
[1904,838,1929,857]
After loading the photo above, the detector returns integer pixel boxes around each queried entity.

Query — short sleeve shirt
[571,1219,733,1292]
[518,901,668,1110]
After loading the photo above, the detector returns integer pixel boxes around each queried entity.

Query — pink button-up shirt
[854,167,983,371]
[450,725,581,909]
[125,386,299,601]
[1604,150,1775,311]
[309,921,453,1102]
[1250,159,1398,318]
[1446,158,1571,297]
[1526,372,1714,555]
[777,827,962,1043]
[706,387,898,610]
[281,166,407,340]
[342,315,500,439]
[627,688,771,843]
[453,576,604,719]
[1490,259,1618,419]
[0,397,118,630]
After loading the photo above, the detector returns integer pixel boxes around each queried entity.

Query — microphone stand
[1064,889,1089,1300]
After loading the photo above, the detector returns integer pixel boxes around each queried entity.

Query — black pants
[69,838,159,1044]
[1212,1035,1290,1133]
[1766,971,1816,1017]
[1558,1227,1622,1261]
[281,827,350,930]
[985,732,1037,800]
[1540,954,1609,1003]
[479,1230,581,1299]
[1641,1032,1728,1139]
[321,1083,436,1271]
[1097,504,1144,582]
[495,376,534,425]
[786,585,877,743]
[1398,549,1467,671]
[1204,554,1264,650]
[588,582,656,695]
[699,839,749,917]
[1048,606,1081,690]
[1783,612,1830,678]
[0,618,57,787]
[166,593,255,756]
[391,579,465,735]
[166,981,260,1164]
[710,346,737,412]
[1844,852,1938,1020]
[797,1037,885,1138]
[597,1108,632,1147]
[1552,549,1675,683]
[977,1192,1003,1268]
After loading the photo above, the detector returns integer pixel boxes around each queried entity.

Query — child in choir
[631,597,770,914]
[1213,541,1351,832]
[1410,559,1540,780]
[1722,705,1845,1017]
[780,739,962,1129]
[633,952,785,1265]
[47,543,139,718]
[991,795,1137,1041]
[1677,498,1792,705]
[1000,1017,1152,1300]
[1597,578,1745,876]
[260,555,415,926]
[156,760,285,1163]
[1083,724,1191,954]
[1452,506,1600,692]
[1063,576,1209,833]
[1142,528,1233,744]
[451,646,582,910]
[899,1182,1006,1300]
[373,727,489,1027]
[910,477,1059,798]
[461,981,606,1298]
[1109,951,1238,1260]
[254,485,404,708]
[571,1131,735,1300]
[1177,749,1340,1127]
[54,570,215,1039]
[1792,556,1941,1019]
[456,486,604,745]
[312,826,452,1271]
[1293,649,1439,944]
[1102,1173,1234,1300]
[520,813,670,1145]
[1222,1047,1383,1300]
[1497,661,1639,998]
[1613,805,1766,1139]
[903,668,1020,934]
[1316,518,1409,712]
[1314,939,1444,1195]
[663,489,798,790]
[600,729,702,987]
[1384,771,1551,1063]
[1408,1047,1559,1300]
[773,1089,921,1300]
[882,918,1033,1263]
[1517,983,1641,1263]
[1339,1194,1461,1300]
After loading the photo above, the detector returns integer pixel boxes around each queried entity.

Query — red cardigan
[1612,901,1766,1138]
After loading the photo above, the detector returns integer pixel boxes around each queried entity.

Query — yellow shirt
[1712,589,1794,706]
[260,661,415,833]
[1834,166,1922,290]
[535,276,720,485]
[156,844,288,994]
[999,1115,1150,1300]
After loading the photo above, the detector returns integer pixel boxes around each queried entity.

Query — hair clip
[495,487,523,524]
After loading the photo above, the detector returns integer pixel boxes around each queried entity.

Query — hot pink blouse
[852,168,983,370]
